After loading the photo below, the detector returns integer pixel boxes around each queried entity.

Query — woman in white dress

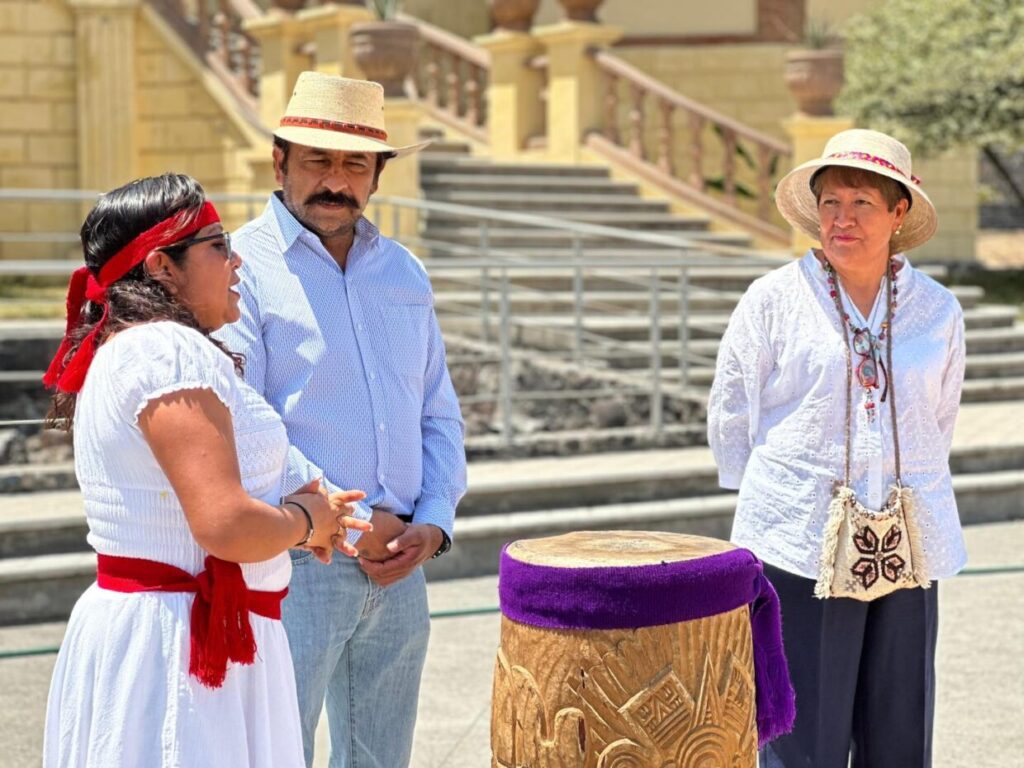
[42,173,371,767]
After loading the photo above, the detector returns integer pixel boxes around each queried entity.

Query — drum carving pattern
[491,607,757,767]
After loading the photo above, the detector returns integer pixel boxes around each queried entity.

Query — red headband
[43,201,221,394]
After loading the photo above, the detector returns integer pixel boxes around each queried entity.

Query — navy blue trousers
[760,562,939,768]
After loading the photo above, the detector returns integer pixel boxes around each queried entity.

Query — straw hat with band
[774,129,937,253]
[274,72,430,159]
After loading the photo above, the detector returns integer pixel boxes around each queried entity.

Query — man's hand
[358,524,444,587]
[351,509,409,562]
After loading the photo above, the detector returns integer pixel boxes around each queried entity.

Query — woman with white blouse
[708,129,965,768]
[41,173,371,767]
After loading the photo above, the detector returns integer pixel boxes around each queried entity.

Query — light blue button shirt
[216,193,467,541]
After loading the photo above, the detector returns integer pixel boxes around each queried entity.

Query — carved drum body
[491,531,789,768]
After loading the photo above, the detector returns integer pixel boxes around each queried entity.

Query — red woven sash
[96,553,287,689]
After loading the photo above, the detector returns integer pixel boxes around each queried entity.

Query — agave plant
[366,0,401,20]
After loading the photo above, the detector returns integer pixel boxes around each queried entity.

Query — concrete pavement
[1,520,1020,767]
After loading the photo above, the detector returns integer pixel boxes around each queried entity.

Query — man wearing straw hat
[217,72,466,767]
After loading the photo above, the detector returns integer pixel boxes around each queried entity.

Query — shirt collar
[802,248,912,292]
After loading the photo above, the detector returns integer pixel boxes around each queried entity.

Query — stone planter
[350,21,420,98]
[784,48,844,116]
[488,0,540,32]
[557,0,604,22]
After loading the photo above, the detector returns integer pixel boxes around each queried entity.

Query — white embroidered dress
[44,322,303,768]
[708,251,967,581]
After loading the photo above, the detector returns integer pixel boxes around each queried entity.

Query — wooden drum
[490,531,794,768]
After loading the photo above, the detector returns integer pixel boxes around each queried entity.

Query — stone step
[422,174,640,196]
[422,210,713,232]
[424,190,673,213]
[420,157,611,178]
[422,228,753,250]
[417,141,472,157]
[433,283,983,317]
[434,288,745,316]
[429,469,1024,579]
[960,376,1024,403]
[0,465,1016,615]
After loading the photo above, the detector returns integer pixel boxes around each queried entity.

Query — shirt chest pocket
[377,301,431,380]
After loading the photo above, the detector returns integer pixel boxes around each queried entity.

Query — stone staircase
[1,407,1022,621]
[1,134,1023,624]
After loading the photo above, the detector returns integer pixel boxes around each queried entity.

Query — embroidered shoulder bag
[814,261,930,601]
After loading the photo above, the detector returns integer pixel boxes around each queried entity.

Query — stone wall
[0,0,79,259]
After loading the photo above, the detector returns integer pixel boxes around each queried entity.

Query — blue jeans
[282,549,430,768]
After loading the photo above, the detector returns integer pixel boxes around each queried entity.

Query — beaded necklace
[824,258,899,423]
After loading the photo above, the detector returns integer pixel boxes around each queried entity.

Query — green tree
[838,0,1024,202]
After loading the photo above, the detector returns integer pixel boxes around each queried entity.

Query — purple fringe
[498,544,795,748]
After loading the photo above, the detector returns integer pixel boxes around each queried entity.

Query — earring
[895,228,902,235]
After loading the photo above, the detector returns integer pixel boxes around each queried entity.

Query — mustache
[305,190,360,208]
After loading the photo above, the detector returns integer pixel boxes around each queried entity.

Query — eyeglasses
[852,329,880,389]
[163,231,232,258]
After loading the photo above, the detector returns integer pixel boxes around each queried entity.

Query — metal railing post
[499,266,514,447]
[649,267,663,435]
[572,232,584,361]
[479,220,491,343]
[678,262,690,391]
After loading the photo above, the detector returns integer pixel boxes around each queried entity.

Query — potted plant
[488,0,540,32]
[350,0,420,97]
[784,18,844,116]
[557,0,604,23]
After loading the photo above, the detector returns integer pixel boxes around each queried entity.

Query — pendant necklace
[824,259,898,423]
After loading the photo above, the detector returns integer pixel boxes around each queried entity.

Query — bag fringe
[895,484,931,590]
[814,485,852,599]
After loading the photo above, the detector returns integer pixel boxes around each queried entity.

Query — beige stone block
[52,34,74,66]
[0,67,25,98]
[28,134,76,165]
[0,201,28,229]
[2,164,56,187]
[27,68,75,100]
[53,167,78,187]
[29,199,79,232]
[0,2,26,33]
[0,35,52,64]
[23,2,68,34]
[24,0,74,33]
[138,84,191,117]
[0,101,51,131]
[0,134,25,163]
[52,101,75,126]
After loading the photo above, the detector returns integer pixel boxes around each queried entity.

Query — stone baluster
[446,52,462,116]
[688,113,705,191]
[628,83,644,159]
[657,99,674,176]
[757,146,773,222]
[722,128,737,205]
[603,72,619,144]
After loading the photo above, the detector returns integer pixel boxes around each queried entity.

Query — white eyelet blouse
[708,250,967,580]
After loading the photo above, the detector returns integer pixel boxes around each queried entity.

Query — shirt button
[378,474,386,483]
[369,372,376,380]
[378,422,385,431]
[357,323,364,331]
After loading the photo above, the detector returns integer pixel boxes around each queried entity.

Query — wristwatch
[431,528,452,559]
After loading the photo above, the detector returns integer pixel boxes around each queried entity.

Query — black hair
[48,173,243,429]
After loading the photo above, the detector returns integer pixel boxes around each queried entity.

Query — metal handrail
[0,188,773,447]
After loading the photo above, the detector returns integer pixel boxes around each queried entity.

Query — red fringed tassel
[189,556,258,689]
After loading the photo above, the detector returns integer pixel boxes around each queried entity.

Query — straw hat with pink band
[774,128,938,253]
[274,72,431,158]
[43,201,222,394]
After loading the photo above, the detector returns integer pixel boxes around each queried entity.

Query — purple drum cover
[498,543,796,747]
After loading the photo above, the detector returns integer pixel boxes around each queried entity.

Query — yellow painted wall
[135,15,270,230]
[0,0,79,259]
